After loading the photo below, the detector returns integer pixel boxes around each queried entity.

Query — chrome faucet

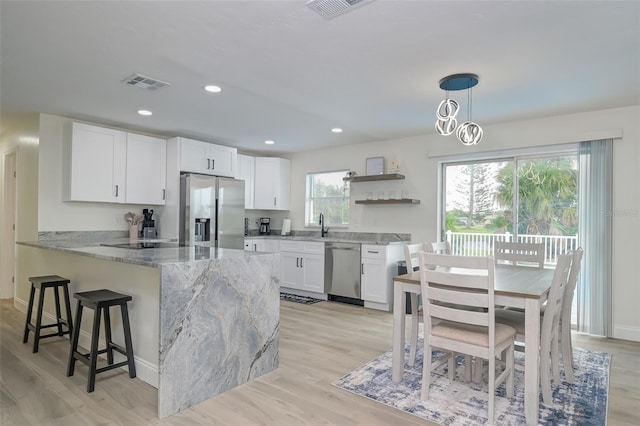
[319,213,329,237]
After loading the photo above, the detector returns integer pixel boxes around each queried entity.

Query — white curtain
[577,139,613,337]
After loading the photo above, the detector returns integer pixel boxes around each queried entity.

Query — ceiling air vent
[122,73,171,91]
[307,0,374,19]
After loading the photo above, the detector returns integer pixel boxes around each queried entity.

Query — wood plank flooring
[1,298,639,425]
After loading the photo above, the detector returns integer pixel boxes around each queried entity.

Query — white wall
[38,114,166,232]
[290,105,640,341]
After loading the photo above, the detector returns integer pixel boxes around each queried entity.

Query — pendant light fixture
[435,73,483,145]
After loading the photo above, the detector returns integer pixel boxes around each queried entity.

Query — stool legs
[32,286,47,353]
[23,285,36,344]
[67,301,83,377]
[62,284,74,337]
[120,304,136,378]
[87,306,102,393]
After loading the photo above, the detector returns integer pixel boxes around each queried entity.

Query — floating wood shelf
[344,173,405,182]
[355,198,420,205]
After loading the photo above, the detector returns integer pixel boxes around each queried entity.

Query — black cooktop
[100,242,182,250]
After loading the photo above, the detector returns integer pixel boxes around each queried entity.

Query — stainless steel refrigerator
[179,173,245,249]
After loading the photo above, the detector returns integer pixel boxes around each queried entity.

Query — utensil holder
[129,225,138,239]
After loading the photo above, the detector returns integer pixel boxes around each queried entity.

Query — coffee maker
[259,218,271,235]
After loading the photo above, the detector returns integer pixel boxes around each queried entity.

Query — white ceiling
[1,1,639,155]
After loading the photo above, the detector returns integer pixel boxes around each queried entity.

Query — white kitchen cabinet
[63,122,127,203]
[237,154,255,209]
[280,240,324,293]
[361,244,404,311]
[254,157,290,210]
[244,238,280,252]
[125,133,166,205]
[178,137,237,177]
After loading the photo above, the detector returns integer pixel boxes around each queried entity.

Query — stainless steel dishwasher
[324,242,363,305]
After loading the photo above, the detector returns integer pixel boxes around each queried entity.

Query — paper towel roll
[281,218,291,235]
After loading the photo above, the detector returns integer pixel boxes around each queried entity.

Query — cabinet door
[361,257,387,303]
[237,154,255,208]
[301,253,325,293]
[244,239,254,251]
[254,239,267,252]
[179,138,209,174]
[281,251,302,290]
[254,157,291,210]
[208,144,237,177]
[66,122,126,202]
[125,134,166,205]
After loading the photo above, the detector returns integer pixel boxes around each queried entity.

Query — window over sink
[305,170,350,227]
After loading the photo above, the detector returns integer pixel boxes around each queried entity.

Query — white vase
[129,224,138,239]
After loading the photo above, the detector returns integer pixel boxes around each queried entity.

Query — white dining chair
[559,247,583,383]
[419,253,515,425]
[404,241,453,367]
[495,253,573,405]
[403,242,427,367]
[494,241,545,268]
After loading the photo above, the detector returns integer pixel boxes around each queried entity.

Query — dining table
[392,264,555,426]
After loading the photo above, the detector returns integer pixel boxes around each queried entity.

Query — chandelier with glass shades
[435,73,483,145]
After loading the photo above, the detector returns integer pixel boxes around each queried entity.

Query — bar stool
[23,275,73,353]
[67,289,136,392]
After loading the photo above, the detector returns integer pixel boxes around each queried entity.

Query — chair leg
[408,293,419,367]
[63,284,74,338]
[23,285,36,344]
[540,337,553,405]
[53,287,63,336]
[87,306,102,393]
[506,342,514,398]
[464,355,472,382]
[551,330,561,384]
[67,301,83,377]
[120,304,136,378]
[561,320,575,383]
[103,307,114,364]
[488,356,496,426]
[32,287,46,353]
[420,342,432,401]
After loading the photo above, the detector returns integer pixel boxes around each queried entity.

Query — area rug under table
[279,292,322,305]
[333,339,610,425]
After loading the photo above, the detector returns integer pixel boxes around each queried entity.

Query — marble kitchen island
[16,235,280,419]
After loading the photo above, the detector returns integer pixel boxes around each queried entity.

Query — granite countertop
[17,238,272,268]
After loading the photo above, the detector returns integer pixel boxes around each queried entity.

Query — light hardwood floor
[1,298,639,425]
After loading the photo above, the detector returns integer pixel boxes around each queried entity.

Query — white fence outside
[446,230,578,266]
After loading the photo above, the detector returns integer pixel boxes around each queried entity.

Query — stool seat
[67,289,136,393]
[23,275,73,353]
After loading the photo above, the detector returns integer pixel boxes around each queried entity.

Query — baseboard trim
[613,325,640,342]
[14,297,158,388]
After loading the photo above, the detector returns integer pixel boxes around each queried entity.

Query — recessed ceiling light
[265,140,275,145]
[137,110,152,116]
[204,85,222,93]
[331,128,343,133]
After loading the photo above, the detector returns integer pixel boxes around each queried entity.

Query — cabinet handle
[367,250,379,254]
[207,158,211,169]
[274,197,276,206]
[162,189,166,200]
[254,244,257,251]
[115,185,119,197]
[300,257,303,268]
[296,257,299,267]
[212,159,215,169]
[361,263,364,275]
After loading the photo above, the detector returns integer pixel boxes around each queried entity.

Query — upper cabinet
[63,122,127,203]
[63,122,167,205]
[178,137,237,177]
[254,157,290,210]
[125,133,166,205]
[236,154,255,209]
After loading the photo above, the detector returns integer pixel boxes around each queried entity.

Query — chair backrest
[494,241,545,268]
[419,253,496,347]
[560,247,584,325]
[428,241,451,255]
[403,243,428,272]
[541,253,574,335]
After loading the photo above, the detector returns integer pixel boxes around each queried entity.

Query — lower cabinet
[361,244,404,311]
[280,241,324,293]
[244,238,279,252]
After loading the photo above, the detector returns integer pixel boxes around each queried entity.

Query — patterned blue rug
[333,339,610,425]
